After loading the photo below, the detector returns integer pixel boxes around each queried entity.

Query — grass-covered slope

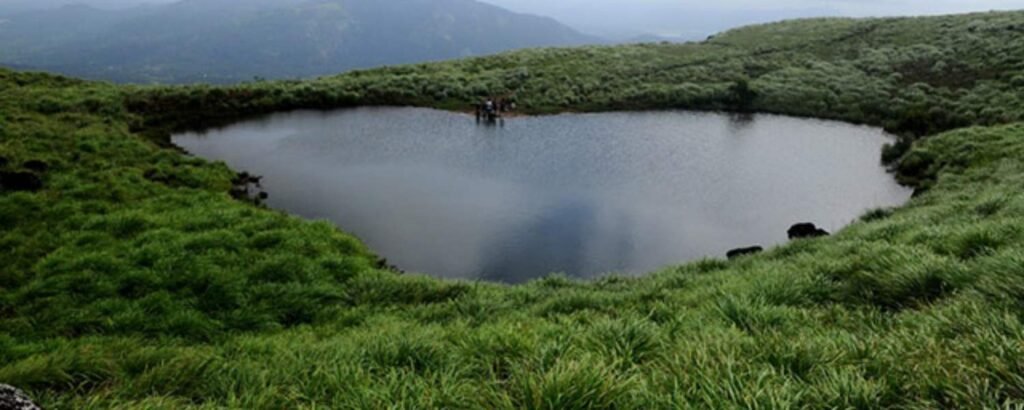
[1,10,1024,409]
[132,12,1024,141]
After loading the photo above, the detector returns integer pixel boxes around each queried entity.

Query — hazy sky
[5,0,1024,39]
[477,0,1024,38]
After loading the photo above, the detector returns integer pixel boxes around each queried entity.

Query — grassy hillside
[2,10,1024,409]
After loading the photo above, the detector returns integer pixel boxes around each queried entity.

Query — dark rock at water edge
[230,171,268,205]
[788,223,830,240]
[727,246,764,259]
[21,160,49,173]
[0,171,43,192]
[0,384,42,410]
[376,257,404,274]
[232,171,263,187]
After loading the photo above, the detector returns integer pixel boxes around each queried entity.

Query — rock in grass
[0,384,42,410]
[21,160,49,173]
[0,171,43,192]
[787,223,829,240]
[727,246,764,259]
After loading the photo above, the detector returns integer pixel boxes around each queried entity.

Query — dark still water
[174,107,912,282]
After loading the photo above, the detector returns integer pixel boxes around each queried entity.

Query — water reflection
[480,199,597,282]
[726,112,755,134]
[174,107,912,282]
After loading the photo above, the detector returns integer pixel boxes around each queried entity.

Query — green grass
[2,10,1024,409]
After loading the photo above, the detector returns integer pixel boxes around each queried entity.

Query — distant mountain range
[0,0,170,14]
[0,0,600,83]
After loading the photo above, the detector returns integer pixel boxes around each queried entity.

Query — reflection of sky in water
[175,108,912,282]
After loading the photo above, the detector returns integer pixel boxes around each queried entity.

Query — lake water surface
[174,107,912,282]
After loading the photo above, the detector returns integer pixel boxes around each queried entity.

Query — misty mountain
[0,0,600,83]
[473,0,854,40]
[476,0,1024,40]
[0,0,173,15]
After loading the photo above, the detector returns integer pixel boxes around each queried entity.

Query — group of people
[475,97,516,123]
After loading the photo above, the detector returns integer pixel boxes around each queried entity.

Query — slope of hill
[2,10,1024,409]
[0,0,599,83]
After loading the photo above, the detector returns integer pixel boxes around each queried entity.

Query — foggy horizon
[477,0,1024,38]
[5,0,1024,39]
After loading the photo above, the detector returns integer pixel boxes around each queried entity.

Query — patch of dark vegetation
[143,168,183,188]
[974,197,1009,217]
[0,171,43,192]
[881,135,915,166]
[895,58,989,90]
[895,149,937,186]
[860,207,895,223]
